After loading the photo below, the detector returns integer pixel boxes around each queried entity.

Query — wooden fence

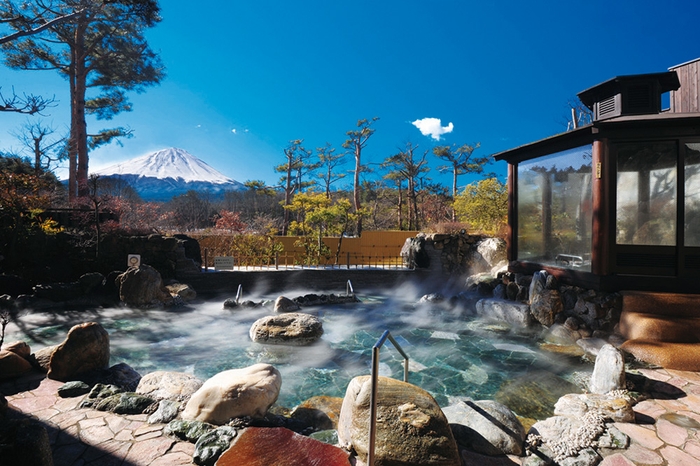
[200,230,419,270]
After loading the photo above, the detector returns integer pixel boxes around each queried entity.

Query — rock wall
[0,233,201,286]
[401,233,507,276]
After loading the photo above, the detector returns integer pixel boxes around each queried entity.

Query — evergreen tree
[0,0,165,201]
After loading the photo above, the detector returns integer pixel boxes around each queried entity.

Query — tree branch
[0,9,85,45]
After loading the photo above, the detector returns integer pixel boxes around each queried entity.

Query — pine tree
[1,0,165,201]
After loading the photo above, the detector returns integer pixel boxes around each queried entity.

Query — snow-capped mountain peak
[93,147,233,184]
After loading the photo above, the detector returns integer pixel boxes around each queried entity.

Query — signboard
[214,256,235,271]
[127,254,141,268]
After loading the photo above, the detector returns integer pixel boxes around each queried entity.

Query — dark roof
[577,71,680,109]
[492,111,700,163]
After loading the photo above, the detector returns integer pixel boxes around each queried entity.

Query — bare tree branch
[0,86,56,114]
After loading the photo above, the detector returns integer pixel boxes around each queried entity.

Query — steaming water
[6,286,592,415]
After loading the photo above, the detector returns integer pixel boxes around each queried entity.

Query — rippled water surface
[6,286,592,416]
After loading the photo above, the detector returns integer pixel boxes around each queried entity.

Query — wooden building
[493,59,700,294]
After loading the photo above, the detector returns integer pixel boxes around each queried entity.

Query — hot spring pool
[6,286,593,418]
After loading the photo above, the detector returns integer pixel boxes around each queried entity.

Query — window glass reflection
[517,145,593,270]
[616,142,677,246]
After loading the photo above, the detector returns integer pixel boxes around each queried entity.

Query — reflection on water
[6,289,592,418]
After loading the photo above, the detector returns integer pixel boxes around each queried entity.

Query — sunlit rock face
[116,264,173,307]
[135,370,203,404]
[181,363,281,425]
[47,321,110,382]
[249,312,323,346]
[338,375,460,466]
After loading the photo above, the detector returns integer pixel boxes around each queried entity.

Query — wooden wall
[670,58,700,113]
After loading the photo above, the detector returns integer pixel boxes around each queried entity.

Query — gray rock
[542,323,582,346]
[492,284,507,300]
[273,295,300,313]
[475,298,533,328]
[249,313,323,346]
[116,264,173,307]
[165,419,216,442]
[78,272,105,293]
[193,426,238,466]
[95,392,156,414]
[165,282,197,301]
[79,383,124,409]
[596,425,629,449]
[101,362,142,391]
[529,270,548,303]
[443,399,526,456]
[530,289,563,326]
[57,381,91,398]
[589,344,625,394]
[554,393,634,423]
[338,375,460,466]
[148,399,181,424]
[309,429,339,445]
[419,293,444,304]
[476,237,506,268]
[136,371,203,403]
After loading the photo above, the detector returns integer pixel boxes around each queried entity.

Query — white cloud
[411,118,454,140]
[231,128,237,134]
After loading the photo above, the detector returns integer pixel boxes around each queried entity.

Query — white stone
[589,344,625,394]
[181,363,281,425]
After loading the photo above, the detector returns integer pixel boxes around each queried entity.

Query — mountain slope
[92,147,245,201]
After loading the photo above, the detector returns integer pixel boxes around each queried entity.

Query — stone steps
[619,291,700,371]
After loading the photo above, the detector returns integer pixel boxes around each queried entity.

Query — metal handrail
[368,330,409,466]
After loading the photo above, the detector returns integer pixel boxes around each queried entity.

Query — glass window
[517,145,593,271]
[686,143,700,247]
[616,142,677,246]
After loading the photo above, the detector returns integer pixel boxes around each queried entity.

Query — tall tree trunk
[353,148,362,236]
[69,17,88,201]
[452,167,458,221]
[282,163,292,235]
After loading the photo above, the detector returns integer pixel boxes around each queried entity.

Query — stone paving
[3,367,700,465]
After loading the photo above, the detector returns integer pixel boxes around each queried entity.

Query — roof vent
[578,72,680,121]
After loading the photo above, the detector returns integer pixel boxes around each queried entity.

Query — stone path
[3,367,700,465]
[2,372,194,466]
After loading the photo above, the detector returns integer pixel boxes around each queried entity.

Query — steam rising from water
[6,283,591,411]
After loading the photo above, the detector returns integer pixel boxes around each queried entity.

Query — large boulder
[47,322,110,382]
[116,264,172,307]
[0,349,32,380]
[338,375,460,466]
[443,399,526,456]
[249,312,323,346]
[181,363,282,425]
[136,370,204,403]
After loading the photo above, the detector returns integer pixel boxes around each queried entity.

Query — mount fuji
[92,148,245,201]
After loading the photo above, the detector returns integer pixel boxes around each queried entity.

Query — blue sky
[2,0,700,191]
